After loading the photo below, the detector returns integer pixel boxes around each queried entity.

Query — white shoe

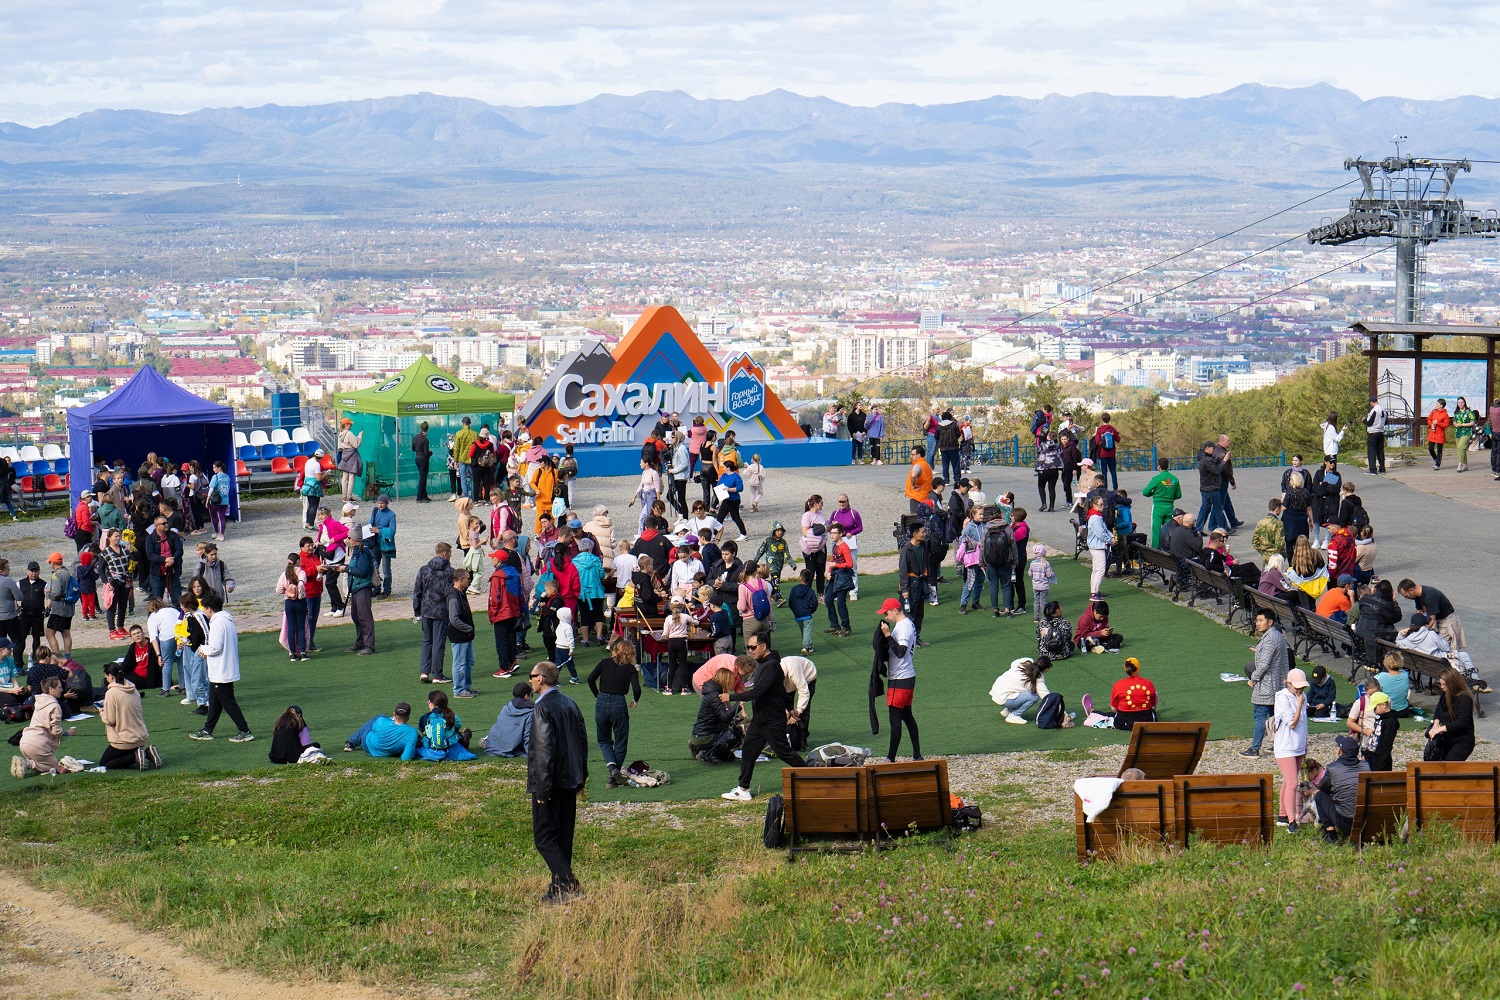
[1002,710,1028,725]
[721,786,753,802]
[849,593,859,602]
[180,697,194,705]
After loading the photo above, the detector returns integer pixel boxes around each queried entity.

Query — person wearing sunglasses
[527,661,589,903]
[719,638,805,802]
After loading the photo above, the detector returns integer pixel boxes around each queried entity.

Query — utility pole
[1308,138,1500,347]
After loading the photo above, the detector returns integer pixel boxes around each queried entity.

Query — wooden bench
[1118,721,1210,780]
[1174,773,1275,847]
[1241,588,1300,639]
[1183,560,1243,622]
[1134,545,1184,599]
[865,759,952,846]
[1351,770,1408,847]
[1075,778,1175,861]
[1406,761,1500,844]
[781,767,871,858]
[1293,607,1360,677]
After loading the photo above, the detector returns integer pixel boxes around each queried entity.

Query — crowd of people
[1,393,1492,895]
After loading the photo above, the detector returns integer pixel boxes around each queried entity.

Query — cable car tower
[1308,137,1500,346]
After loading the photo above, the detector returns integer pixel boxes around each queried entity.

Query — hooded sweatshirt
[484,697,534,757]
[1319,742,1369,820]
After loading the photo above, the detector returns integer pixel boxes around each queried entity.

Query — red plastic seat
[19,475,33,493]
[292,454,309,473]
[270,456,294,475]
[235,460,250,477]
[42,474,64,493]
[319,455,335,472]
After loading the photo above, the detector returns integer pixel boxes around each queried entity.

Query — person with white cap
[1273,666,1310,832]
[345,524,378,654]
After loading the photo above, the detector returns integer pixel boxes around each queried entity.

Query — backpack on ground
[750,582,771,621]
[983,524,1015,566]
[763,793,785,848]
[625,760,672,787]
[1035,692,1067,729]
[805,743,871,767]
[950,793,984,832]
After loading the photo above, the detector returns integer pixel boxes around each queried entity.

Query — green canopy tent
[334,356,515,499]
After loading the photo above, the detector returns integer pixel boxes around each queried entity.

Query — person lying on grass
[343,702,419,760]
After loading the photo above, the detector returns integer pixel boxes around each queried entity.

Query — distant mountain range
[3,85,1499,218]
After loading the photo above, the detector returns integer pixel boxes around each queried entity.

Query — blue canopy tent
[65,366,240,521]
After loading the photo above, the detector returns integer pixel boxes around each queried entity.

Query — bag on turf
[950,794,984,832]
[805,743,870,767]
[1035,692,1067,730]
[763,793,785,849]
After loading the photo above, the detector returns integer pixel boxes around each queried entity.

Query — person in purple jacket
[828,493,865,601]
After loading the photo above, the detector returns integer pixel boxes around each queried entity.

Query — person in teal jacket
[369,494,397,597]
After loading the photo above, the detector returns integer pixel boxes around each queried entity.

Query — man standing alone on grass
[721,639,807,802]
[414,543,454,685]
[447,568,477,698]
[189,594,254,744]
[528,661,589,903]
[1241,607,1290,758]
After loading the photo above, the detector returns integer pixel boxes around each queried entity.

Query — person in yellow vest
[452,417,478,502]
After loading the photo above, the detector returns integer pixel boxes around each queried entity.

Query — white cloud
[1,0,1498,123]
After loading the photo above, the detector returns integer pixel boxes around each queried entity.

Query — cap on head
[1286,668,1309,689]
[26,561,39,572]
[1368,692,1391,708]
[878,597,902,615]
[1410,612,1430,627]
[313,448,325,457]
[394,702,412,718]
[47,552,64,565]
[377,493,390,504]
[1336,574,1355,586]
[1335,734,1360,753]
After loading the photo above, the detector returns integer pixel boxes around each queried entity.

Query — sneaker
[841,629,853,638]
[10,755,32,779]
[567,677,580,685]
[147,746,163,769]
[1003,711,1027,725]
[721,786,753,802]
[228,731,255,743]
[1276,816,1290,828]
[157,689,175,697]
[492,669,514,679]
[419,675,431,684]
[993,609,1002,619]
[800,647,812,655]
[192,705,208,715]
[661,688,673,696]
[915,640,930,648]
[1081,693,1094,715]
[180,697,195,705]
[189,730,215,741]
[432,677,451,685]
[345,645,362,653]
[1238,748,1260,758]
[823,627,842,635]
[344,741,357,753]
[1287,822,1300,834]
[454,690,477,698]
[135,747,150,771]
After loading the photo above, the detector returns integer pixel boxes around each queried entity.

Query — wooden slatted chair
[1075,778,1176,861]
[1117,721,1210,780]
[781,767,870,859]
[1174,773,1274,847]
[865,759,952,846]
[1350,770,1408,846]
[1406,761,1500,844]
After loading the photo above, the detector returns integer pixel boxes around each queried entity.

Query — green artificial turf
[1,560,1351,801]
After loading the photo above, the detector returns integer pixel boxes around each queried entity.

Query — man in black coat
[720,640,805,801]
[411,421,433,503]
[527,660,590,903]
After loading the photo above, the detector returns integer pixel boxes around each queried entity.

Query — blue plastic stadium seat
[259,443,281,461]
[54,458,69,477]
[301,440,321,457]
[28,460,50,477]
[238,445,260,463]
[12,461,29,478]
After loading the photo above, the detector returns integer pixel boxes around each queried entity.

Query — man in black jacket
[411,421,433,503]
[527,660,589,902]
[720,639,805,801]
[1194,441,1231,536]
[897,524,930,645]
[412,543,454,684]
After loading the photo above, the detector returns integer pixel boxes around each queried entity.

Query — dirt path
[0,873,396,999]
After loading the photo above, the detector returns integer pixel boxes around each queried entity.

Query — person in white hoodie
[189,593,254,743]
[1320,412,1347,459]
[989,656,1053,724]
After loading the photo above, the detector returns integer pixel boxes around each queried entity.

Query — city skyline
[3,1,1500,124]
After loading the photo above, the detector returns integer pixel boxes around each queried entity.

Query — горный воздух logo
[427,375,458,393]
[723,353,766,422]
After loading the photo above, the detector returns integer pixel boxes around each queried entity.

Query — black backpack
[983,524,1014,566]
[763,793,785,848]
[1035,692,1066,729]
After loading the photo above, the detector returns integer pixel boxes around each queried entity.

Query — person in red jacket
[1091,415,1121,490]
[1426,399,1451,470]
[72,491,96,552]
[1106,657,1157,730]
[547,548,580,615]
[1325,524,1356,579]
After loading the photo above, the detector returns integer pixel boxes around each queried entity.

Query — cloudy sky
[2,0,1496,124]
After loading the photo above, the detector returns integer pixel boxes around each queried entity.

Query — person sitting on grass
[1074,599,1122,653]
[481,682,534,757]
[1037,601,1073,661]
[1311,734,1367,842]
[11,676,79,778]
[343,702,418,760]
[417,690,476,762]
[1084,656,1157,730]
[1305,665,1340,722]
[269,705,329,764]
[98,660,162,772]
[989,655,1053,725]
[690,663,745,765]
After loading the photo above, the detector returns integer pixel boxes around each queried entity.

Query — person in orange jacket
[1426,398,1452,470]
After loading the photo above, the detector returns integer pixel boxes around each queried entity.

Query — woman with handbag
[336,418,364,503]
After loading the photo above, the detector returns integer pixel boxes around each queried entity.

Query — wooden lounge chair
[1075,778,1175,861]
[781,767,870,859]
[1118,721,1209,780]
[1174,773,1274,847]
[1406,761,1500,844]
[865,759,951,846]
[1350,770,1408,846]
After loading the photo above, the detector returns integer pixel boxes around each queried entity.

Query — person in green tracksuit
[1141,459,1182,549]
